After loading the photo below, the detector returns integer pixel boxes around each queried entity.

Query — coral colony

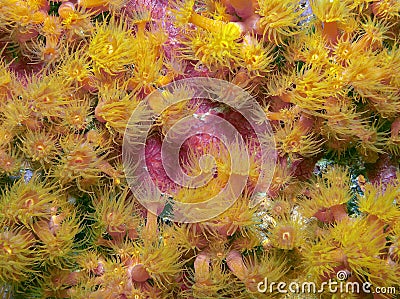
[1,0,400,298]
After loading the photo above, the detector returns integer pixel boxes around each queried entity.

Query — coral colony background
[0,0,400,298]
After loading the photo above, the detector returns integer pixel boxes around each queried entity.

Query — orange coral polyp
[190,11,242,34]
[78,0,108,9]
[88,18,136,76]
[58,2,75,19]
[323,21,339,44]
[67,149,95,169]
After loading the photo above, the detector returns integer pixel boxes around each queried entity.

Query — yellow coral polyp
[256,0,304,44]
[169,0,195,26]
[269,217,306,250]
[358,181,400,224]
[0,58,13,99]
[88,17,136,76]
[0,176,60,226]
[358,16,394,50]
[312,218,397,286]
[170,0,242,34]
[275,124,323,160]
[173,178,227,204]
[0,229,36,283]
[191,259,233,298]
[58,48,93,87]
[33,212,82,268]
[0,146,22,175]
[206,0,234,22]
[300,166,352,218]
[289,31,330,67]
[42,15,63,38]
[53,134,106,189]
[19,129,57,164]
[91,187,139,240]
[96,88,140,135]
[78,0,127,11]
[211,192,259,236]
[343,53,396,99]
[78,0,109,8]
[310,0,352,43]
[59,6,94,40]
[371,0,400,19]
[2,1,46,26]
[239,34,275,75]
[136,236,184,289]
[310,0,352,23]
[182,23,242,70]
[355,124,387,162]
[320,99,369,155]
[61,96,92,131]
[268,161,294,196]
[124,23,169,93]
[127,53,164,94]
[333,36,361,62]
[155,101,198,136]
[289,66,335,111]
[242,252,288,294]
[24,35,61,65]
[21,74,72,119]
